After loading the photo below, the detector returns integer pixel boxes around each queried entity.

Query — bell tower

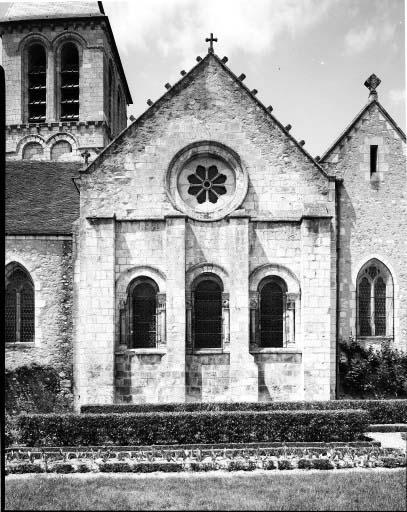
[0,1,132,162]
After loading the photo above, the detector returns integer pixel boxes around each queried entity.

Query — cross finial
[205,33,217,53]
[364,73,381,102]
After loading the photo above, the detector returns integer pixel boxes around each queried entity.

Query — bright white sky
[0,0,405,156]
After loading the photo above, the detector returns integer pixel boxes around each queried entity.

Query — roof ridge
[321,99,406,162]
[85,52,330,179]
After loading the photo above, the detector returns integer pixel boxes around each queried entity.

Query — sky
[0,0,405,156]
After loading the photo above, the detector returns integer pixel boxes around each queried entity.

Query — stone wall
[2,16,128,157]
[77,54,336,406]
[325,102,407,348]
[5,235,74,406]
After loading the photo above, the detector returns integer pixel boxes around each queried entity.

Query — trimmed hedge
[81,400,407,424]
[15,410,368,446]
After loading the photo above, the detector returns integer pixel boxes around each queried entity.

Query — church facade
[4,3,406,411]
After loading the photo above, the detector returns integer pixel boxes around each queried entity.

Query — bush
[298,458,313,469]
[277,459,293,470]
[263,459,277,470]
[50,462,75,474]
[15,409,369,447]
[5,414,19,447]
[380,456,406,468]
[227,460,256,471]
[81,399,407,424]
[99,462,132,473]
[311,458,335,470]
[190,462,216,472]
[6,363,72,415]
[131,462,183,473]
[7,463,43,474]
[339,339,407,398]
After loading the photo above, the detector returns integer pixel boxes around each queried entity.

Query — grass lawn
[5,468,407,511]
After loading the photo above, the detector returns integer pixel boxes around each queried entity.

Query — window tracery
[357,260,393,338]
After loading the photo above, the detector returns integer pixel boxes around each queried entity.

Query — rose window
[187,165,227,204]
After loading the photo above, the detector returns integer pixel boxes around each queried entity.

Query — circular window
[166,141,248,221]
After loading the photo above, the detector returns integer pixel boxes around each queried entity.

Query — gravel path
[366,432,406,451]
[5,467,405,480]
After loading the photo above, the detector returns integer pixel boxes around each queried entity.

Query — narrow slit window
[60,43,79,121]
[28,44,46,123]
[370,145,378,176]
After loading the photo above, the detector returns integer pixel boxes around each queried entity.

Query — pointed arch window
[28,43,46,123]
[5,263,35,343]
[357,260,393,337]
[60,42,79,121]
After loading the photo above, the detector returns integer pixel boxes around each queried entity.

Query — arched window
[259,277,287,348]
[193,277,222,349]
[27,43,46,123]
[60,42,79,121]
[128,278,158,348]
[117,88,122,132]
[22,142,43,160]
[5,263,35,343]
[108,63,113,128]
[357,260,393,337]
[51,140,72,161]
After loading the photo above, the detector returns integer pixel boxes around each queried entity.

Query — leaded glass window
[357,261,393,338]
[5,264,35,343]
[260,280,285,348]
[131,281,157,348]
[194,279,222,349]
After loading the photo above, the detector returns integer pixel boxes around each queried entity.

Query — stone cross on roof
[364,73,381,101]
[206,33,218,53]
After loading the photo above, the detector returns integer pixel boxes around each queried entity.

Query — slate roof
[321,99,406,162]
[4,2,102,21]
[5,161,81,234]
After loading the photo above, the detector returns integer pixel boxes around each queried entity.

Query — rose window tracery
[187,165,227,204]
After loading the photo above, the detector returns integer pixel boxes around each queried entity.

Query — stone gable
[325,100,407,346]
[80,54,333,221]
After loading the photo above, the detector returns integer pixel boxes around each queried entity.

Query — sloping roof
[85,52,330,179]
[4,2,102,21]
[321,99,406,162]
[6,161,81,234]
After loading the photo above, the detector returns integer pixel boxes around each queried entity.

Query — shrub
[5,414,19,447]
[277,459,293,470]
[380,456,406,468]
[311,458,335,470]
[263,459,277,470]
[15,409,369,447]
[227,460,256,471]
[190,462,216,472]
[50,462,75,474]
[81,399,407,424]
[298,458,313,469]
[339,338,407,398]
[7,463,43,474]
[99,462,132,473]
[131,462,183,473]
[6,363,72,414]
[75,463,91,473]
